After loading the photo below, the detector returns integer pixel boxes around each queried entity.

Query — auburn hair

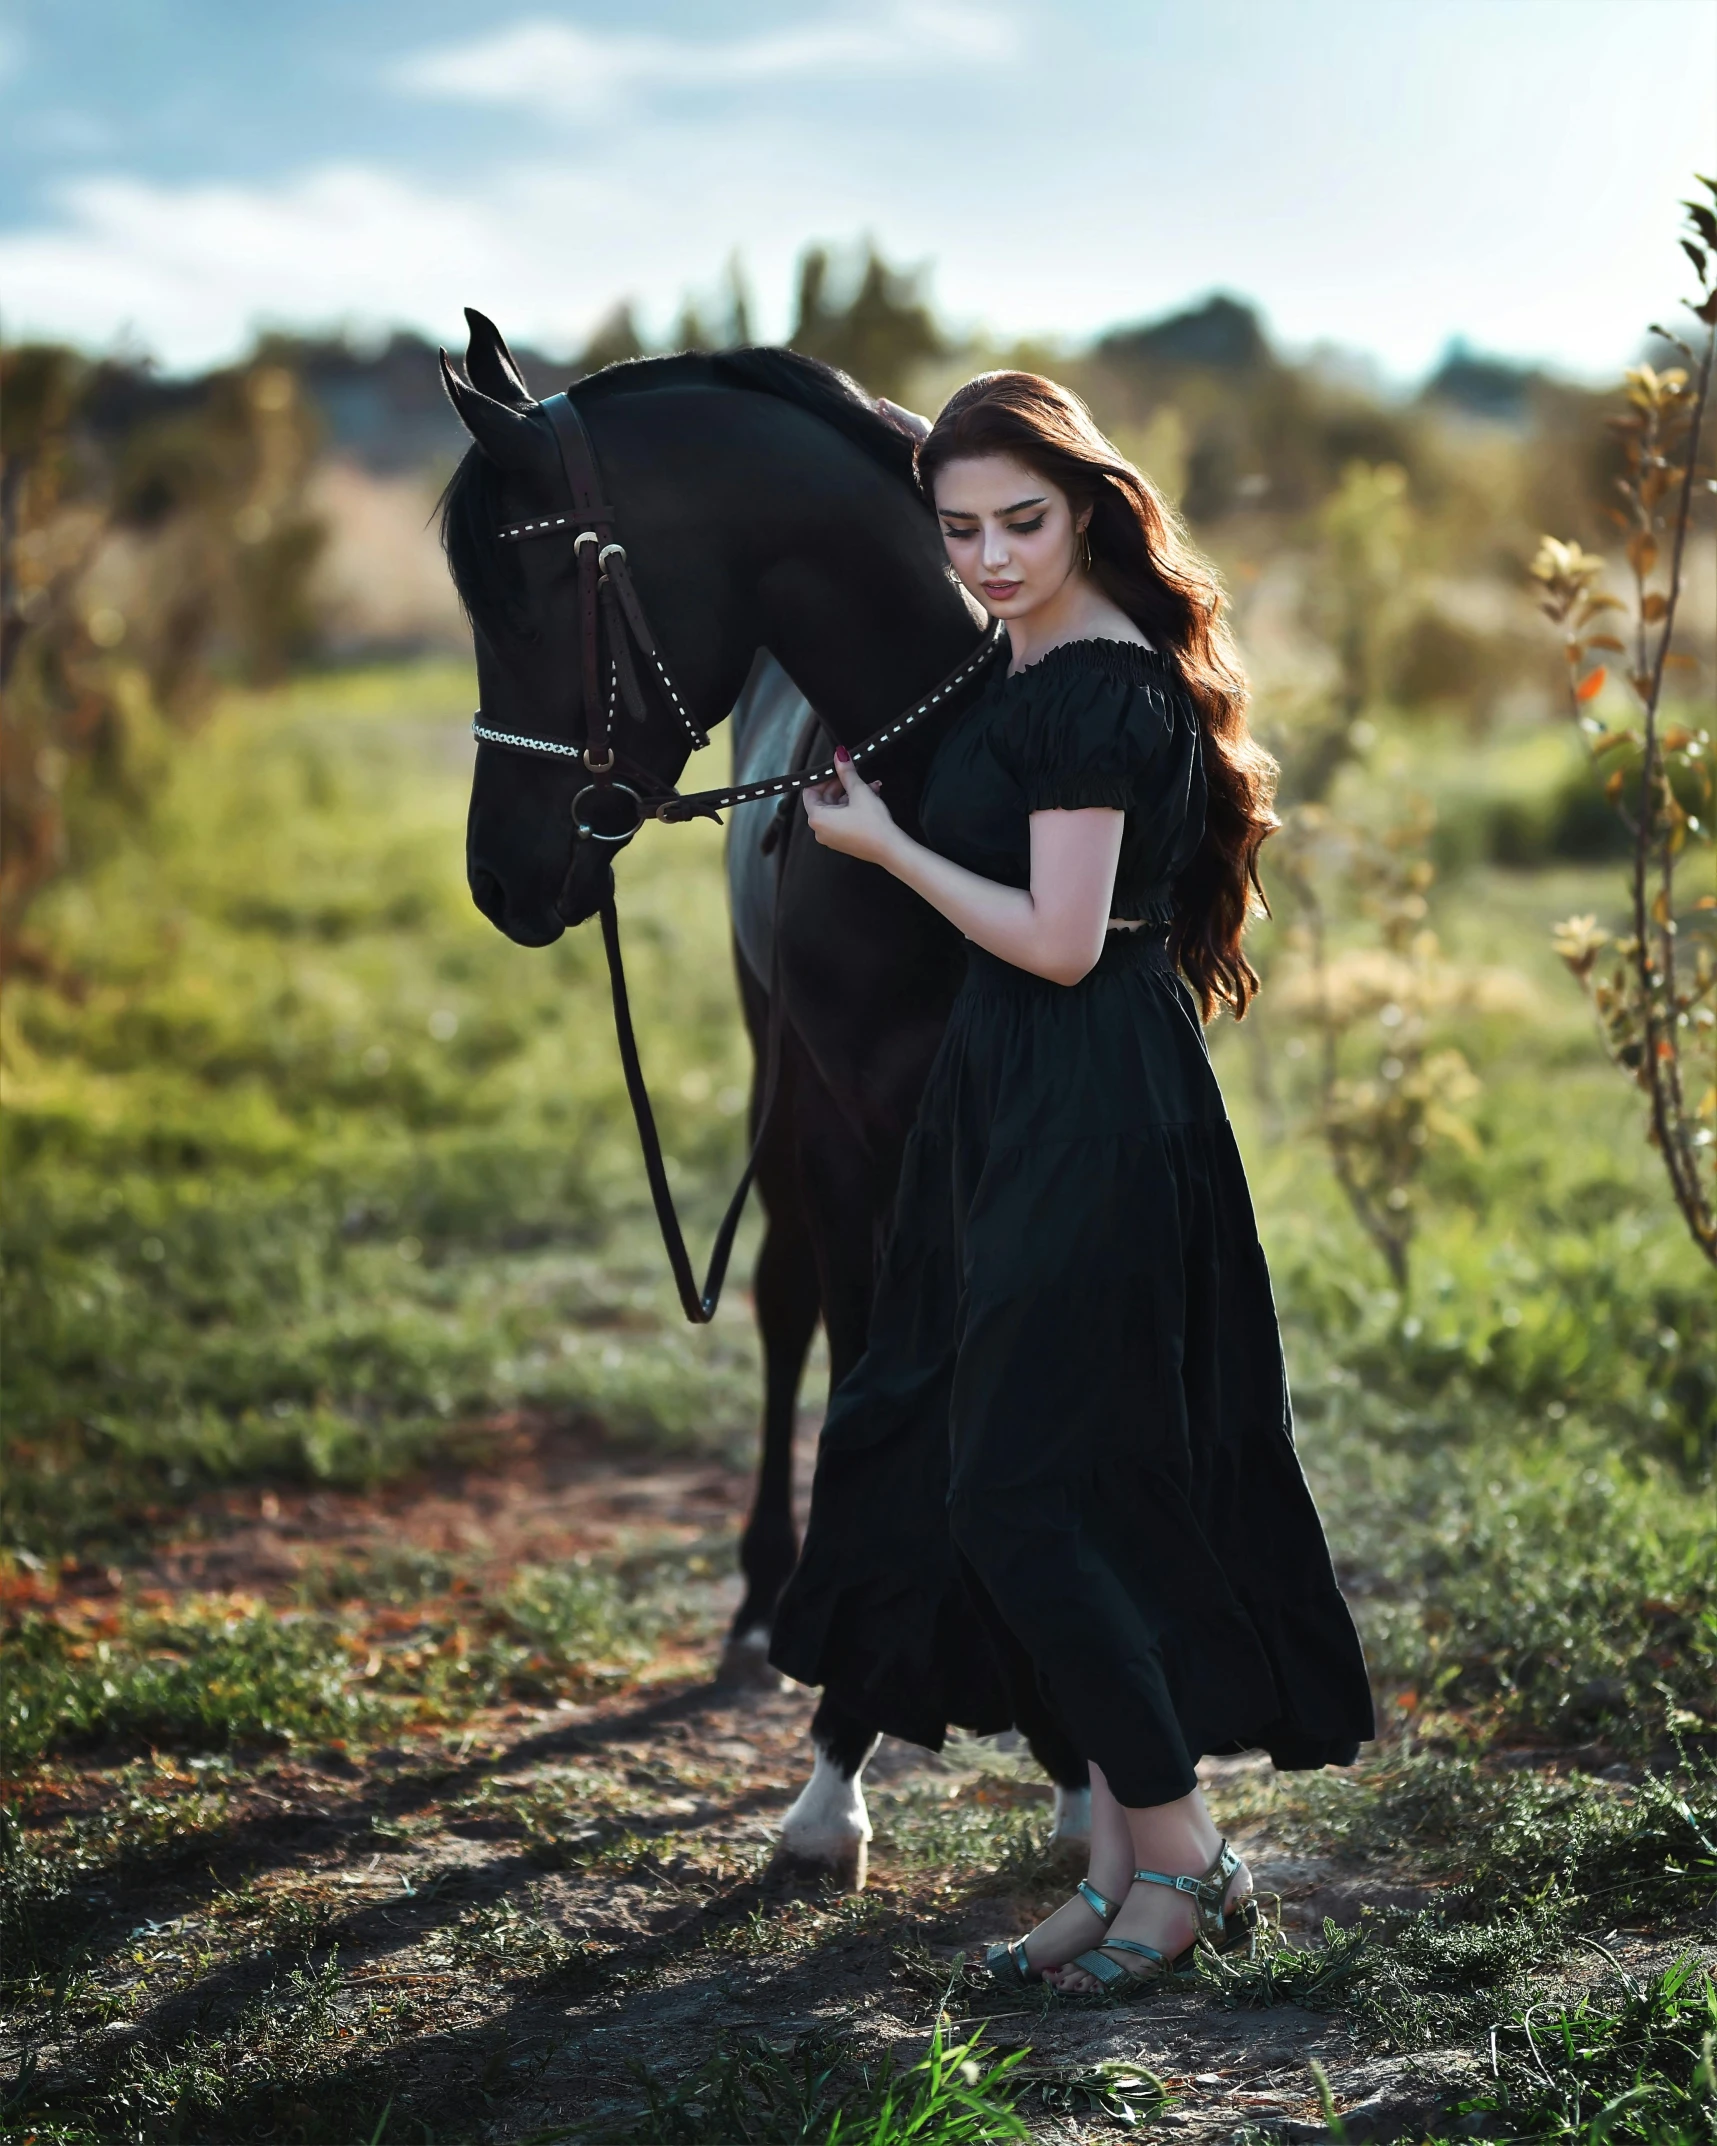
[917,371,1278,1021]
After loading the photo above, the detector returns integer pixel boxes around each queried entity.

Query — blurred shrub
[1272,799,1484,1287]
[0,342,325,977]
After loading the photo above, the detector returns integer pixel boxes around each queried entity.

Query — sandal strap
[985,1878,1126,1987]
[1131,1838,1244,1942]
[982,1937,1036,1986]
[1067,1946,1136,1989]
[1098,1936,1170,1966]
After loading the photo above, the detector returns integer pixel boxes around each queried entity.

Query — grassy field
[2,662,1713,2143]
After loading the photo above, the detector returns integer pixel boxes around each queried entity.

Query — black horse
[440,311,1088,1879]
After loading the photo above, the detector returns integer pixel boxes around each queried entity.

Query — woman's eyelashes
[941,517,1048,538]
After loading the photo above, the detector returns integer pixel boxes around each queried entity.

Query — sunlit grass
[1,661,762,1550]
[0,1550,686,1770]
[3,662,1715,2141]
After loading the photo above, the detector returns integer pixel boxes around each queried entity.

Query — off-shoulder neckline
[998,636,1177,687]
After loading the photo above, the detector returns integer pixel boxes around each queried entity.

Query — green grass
[1457,1954,1717,2145]
[560,2024,1033,2145]
[1,1552,679,1771]
[1198,1753,1717,2064]
[2,661,1715,2140]
[2,661,760,1553]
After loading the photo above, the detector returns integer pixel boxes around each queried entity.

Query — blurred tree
[789,242,943,402]
[574,304,648,377]
[1532,181,1717,1270]
[1270,461,1417,807]
[0,342,325,977]
[1087,297,1424,524]
[672,256,757,355]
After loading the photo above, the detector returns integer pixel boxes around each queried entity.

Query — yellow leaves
[1552,915,1611,980]
[1641,593,1670,623]
[1530,536,1610,627]
[1531,535,1605,589]
[1626,530,1659,579]
[1623,363,1689,410]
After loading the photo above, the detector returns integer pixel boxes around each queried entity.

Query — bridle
[470,391,1006,840]
[466,386,1006,1323]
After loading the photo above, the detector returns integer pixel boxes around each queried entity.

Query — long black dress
[769,639,1374,1807]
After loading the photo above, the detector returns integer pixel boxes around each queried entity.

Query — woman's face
[932,452,1088,620]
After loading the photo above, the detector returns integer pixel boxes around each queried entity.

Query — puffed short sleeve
[989,663,1180,814]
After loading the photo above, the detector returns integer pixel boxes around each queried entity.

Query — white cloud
[0,1,1706,386]
[0,166,533,368]
[392,5,1016,120]
[0,139,871,372]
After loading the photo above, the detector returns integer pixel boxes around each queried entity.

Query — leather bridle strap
[655,619,1007,822]
[538,391,614,773]
[597,867,789,1323]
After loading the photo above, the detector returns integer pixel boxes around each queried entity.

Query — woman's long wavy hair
[917,372,1278,1021]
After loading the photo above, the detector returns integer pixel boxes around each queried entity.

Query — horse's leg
[717,951,819,1684]
[767,1061,898,1887]
[720,1041,820,1684]
[1022,1721,1093,1848]
[777,1690,882,1890]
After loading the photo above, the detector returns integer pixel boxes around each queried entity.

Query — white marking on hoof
[776,1744,875,1891]
[1051,1784,1092,1845]
[714,1627,787,1691]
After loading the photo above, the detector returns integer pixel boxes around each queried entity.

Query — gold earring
[1080,527,1094,573]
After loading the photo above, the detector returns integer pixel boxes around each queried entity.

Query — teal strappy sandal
[981,1875,1125,1986]
[1060,1838,1258,1995]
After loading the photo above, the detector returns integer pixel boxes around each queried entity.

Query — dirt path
[8,1419,1705,2142]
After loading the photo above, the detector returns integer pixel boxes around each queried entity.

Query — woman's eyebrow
[939,496,1048,519]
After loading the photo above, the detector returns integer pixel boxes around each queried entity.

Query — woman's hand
[802,747,900,864]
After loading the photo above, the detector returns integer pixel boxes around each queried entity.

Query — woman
[769,373,1373,1995]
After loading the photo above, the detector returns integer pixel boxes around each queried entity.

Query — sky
[0,0,1712,384]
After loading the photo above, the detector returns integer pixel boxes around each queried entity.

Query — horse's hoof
[777,1748,872,1890]
[714,1628,788,1690]
[765,1838,869,1894]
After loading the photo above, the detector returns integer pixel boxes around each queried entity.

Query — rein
[468,389,1006,1322]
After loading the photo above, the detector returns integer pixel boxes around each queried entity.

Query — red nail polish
[834,745,851,764]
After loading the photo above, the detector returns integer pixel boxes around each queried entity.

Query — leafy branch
[1530,177,1717,1269]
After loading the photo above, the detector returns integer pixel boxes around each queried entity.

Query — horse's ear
[463,306,533,407]
[439,349,545,472]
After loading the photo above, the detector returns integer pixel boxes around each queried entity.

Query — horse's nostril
[470,868,506,924]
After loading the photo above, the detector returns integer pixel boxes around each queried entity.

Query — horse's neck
[745,444,981,742]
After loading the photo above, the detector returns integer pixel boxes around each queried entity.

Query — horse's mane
[440,348,920,633]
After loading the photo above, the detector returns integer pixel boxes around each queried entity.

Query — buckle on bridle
[572,779,645,845]
[582,745,616,774]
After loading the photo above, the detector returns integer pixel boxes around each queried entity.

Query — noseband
[470,390,1006,844]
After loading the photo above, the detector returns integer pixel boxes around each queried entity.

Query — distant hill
[1095,293,1275,375]
[1419,339,1549,424]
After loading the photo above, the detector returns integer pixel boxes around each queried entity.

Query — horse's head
[441,313,983,943]
[440,310,757,940]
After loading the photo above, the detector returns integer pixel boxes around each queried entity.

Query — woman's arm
[803,750,1123,988]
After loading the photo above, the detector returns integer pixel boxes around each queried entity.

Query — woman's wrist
[875,822,922,877]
